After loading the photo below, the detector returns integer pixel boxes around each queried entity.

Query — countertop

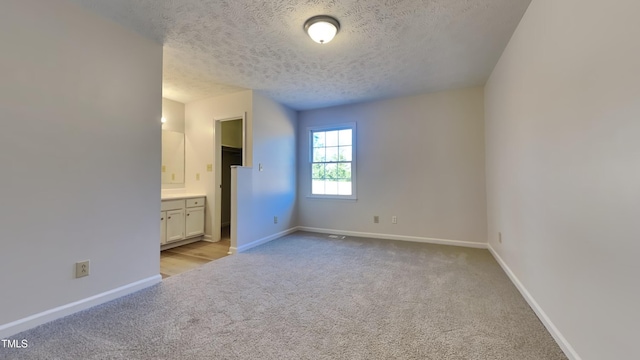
[161,193,206,201]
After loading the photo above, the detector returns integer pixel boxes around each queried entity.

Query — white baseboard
[203,234,214,242]
[487,245,581,360]
[235,227,299,253]
[0,275,161,339]
[297,227,487,249]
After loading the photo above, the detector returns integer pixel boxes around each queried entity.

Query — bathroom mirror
[161,130,185,184]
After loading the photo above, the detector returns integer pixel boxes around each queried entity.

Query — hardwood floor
[160,227,231,278]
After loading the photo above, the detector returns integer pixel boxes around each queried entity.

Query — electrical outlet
[259,163,264,172]
[498,232,502,244]
[206,164,213,172]
[76,260,90,278]
[392,216,397,224]
[274,216,278,224]
[374,216,379,223]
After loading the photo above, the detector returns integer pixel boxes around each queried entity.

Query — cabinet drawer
[161,199,185,211]
[186,197,205,208]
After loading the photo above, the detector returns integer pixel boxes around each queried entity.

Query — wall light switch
[196,173,200,181]
[259,163,264,171]
[161,165,166,172]
[206,164,213,172]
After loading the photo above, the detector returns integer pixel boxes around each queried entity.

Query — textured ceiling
[71,0,532,110]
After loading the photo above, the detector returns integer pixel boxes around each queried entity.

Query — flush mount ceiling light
[304,15,340,44]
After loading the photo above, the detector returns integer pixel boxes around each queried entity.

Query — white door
[185,207,205,238]
[166,209,185,242]
[160,211,167,245]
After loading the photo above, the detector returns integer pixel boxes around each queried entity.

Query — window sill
[306,194,357,201]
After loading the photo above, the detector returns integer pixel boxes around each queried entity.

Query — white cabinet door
[160,211,167,245]
[185,207,205,238]
[166,209,185,242]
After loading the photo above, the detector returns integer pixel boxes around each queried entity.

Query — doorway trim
[213,113,246,242]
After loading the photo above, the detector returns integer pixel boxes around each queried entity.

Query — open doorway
[213,115,246,245]
[221,145,242,241]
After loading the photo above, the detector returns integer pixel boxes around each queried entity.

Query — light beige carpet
[0,231,567,359]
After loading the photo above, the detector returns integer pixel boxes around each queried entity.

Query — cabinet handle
[168,216,171,219]
[195,202,198,204]
[161,217,164,220]
[187,213,190,216]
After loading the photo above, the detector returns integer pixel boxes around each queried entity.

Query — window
[309,123,356,199]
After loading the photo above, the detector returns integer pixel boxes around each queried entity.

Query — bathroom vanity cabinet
[160,196,205,249]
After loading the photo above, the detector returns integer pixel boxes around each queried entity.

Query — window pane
[313,147,326,162]
[325,130,338,146]
[337,163,351,180]
[326,146,338,162]
[338,146,352,161]
[338,181,352,195]
[312,180,325,194]
[325,163,337,180]
[325,180,338,195]
[338,129,352,146]
[312,163,325,179]
[312,132,325,148]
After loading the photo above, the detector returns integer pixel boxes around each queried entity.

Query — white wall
[185,91,297,250]
[233,92,297,251]
[485,0,640,359]
[297,88,487,245]
[184,91,253,238]
[0,0,162,336]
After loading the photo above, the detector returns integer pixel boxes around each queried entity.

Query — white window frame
[307,122,357,200]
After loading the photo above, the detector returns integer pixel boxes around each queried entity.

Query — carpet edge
[233,227,300,253]
[0,275,161,339]
[488,244,581,360]
[298,226,488,249]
